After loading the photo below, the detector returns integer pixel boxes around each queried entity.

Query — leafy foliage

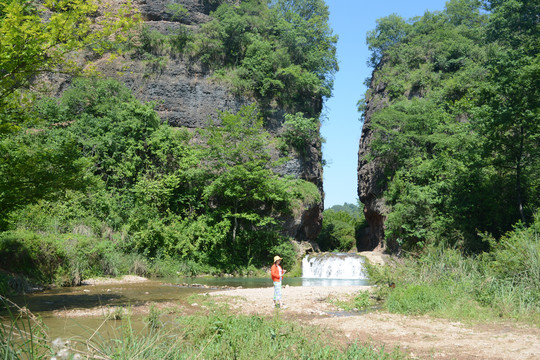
[368,212,540,323]
[133,1,337,116]
[187,0,337,115]
[0,78,322,285]
[363,0,539,251]
[316,202,367,252]
[0,1,334,286]
[0,0,139,112]
[280,112,320,156]
[198,104,319,266]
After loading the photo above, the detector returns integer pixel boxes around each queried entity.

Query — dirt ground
[208,285,540,360]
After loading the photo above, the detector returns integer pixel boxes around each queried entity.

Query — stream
[3,253,368,340]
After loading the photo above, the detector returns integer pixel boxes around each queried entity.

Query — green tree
[36,79,163,189]
[0,129,89,229]
[270,0,338,98]
[317,203,366,252]
[472,0,540,223]
[366,14,411,68]
[0,0,139,226]
[0,0,138,103]
[361,0,539,251]
[195,105,321,266]
[190,0,337,116]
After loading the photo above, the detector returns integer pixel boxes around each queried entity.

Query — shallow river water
[4,277,368,340]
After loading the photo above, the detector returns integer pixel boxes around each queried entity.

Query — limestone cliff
[357,71,391,252]
[93,0,323,242]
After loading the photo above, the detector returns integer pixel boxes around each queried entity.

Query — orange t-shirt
[271,264,282,282]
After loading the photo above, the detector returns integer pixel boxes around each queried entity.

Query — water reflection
[5,277,370,317]
[5,280,207,317]
[175,276,369,288]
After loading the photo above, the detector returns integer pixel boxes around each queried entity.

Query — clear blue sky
[321,0,448,208]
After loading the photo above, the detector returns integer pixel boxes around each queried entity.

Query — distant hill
[326,203,363,220]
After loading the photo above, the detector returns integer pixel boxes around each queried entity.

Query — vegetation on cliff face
[362,0,539,252]
[189,0,338,115]
[136,0,337,118]
[0,0,337,291]
[0,79,321,291]
[0,0,139,134]
[358,0,539,323]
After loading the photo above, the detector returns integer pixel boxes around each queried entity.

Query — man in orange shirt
[271,255,287,308]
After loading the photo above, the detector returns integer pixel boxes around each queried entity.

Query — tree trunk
[232,203,238,242]
[516,125,525,223]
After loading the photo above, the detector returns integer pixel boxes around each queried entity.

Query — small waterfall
[302,253,367,279]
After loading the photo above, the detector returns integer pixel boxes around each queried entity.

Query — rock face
[95,0,323,241]
[136,0,217,24]
[357,73,390,252]
[99,56,251,129]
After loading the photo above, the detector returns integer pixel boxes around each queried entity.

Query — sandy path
[209,286,540,360]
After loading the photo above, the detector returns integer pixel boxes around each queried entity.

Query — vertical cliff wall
[357,73,390,251]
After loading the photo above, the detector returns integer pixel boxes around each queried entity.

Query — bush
[317,204,366,252]
[483,215,540,287]
[0,231,62,284]
[269,239,296,270]
[386,284,449,315]
[281,112,319,155]
[0,230,147,292]
[369,218,540,324]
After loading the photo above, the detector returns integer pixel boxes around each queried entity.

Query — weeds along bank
[0,228,278,296]
[1,296,407,360]
[366,212,540,325]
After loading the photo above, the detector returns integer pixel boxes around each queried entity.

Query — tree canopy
[362,0,539,252]
[186,0,338,115]
[0,0,139,131]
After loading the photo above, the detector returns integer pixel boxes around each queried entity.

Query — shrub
[370,221,540,323]
[281,112,319,155]
[386,284,449,315]
[269,239,296,270]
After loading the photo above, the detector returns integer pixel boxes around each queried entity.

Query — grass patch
[0,295,408,360]
[366,219,540,325]
[386,284,450,315]
[330,290,374,312]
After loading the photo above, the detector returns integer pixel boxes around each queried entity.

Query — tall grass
[1,296,51,359]
[0,228,284,297]
[91,310,407,360]
[367,214,540,324]
[1,296,408,360]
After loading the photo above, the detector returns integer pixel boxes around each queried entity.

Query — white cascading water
[302,253,367,279]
